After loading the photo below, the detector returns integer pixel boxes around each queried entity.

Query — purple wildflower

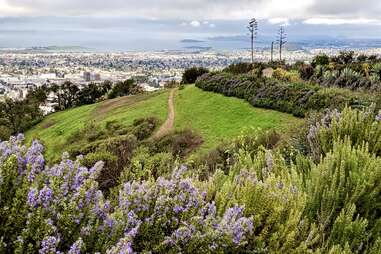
[27,188,39,208]
[173,205,183,214]
[376,113,381,121]
[39,236,59,254]
[38,186,53,208]
[108,237,134,254]
[68,238,83,254]
[276,181,284,190]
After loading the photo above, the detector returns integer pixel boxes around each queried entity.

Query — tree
[26,86,48,104]
[311,54,330,67]
[77,82,111,106]
[332,51,355,65]
[60,81,80,109]
[181,67,209,84]
[0,97,43,138]
[50,81,80,110]
[108,79,143,99]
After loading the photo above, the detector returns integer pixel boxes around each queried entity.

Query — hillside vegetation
[2,56,381,253]
[2,106,380,253]
[175,85,300,152]
[26,90,169,160]
[26,86,299,160]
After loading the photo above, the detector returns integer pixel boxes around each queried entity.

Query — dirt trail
[154,89,176,139]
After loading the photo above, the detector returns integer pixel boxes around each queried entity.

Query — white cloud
[304,18,381,25]
[190,20,201,27]
[0,0,381,26]
[268,18,290,26]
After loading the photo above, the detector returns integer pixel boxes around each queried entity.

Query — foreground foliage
[0,107,380,253]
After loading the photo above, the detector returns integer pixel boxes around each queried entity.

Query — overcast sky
[0,0,380,50]
[1,0,381,22]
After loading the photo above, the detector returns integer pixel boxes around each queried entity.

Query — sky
[0,0,380,51]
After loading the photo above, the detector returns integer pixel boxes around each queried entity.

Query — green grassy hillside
[175,85,301,152]
[26,90,169,159]
[26,86,301,159]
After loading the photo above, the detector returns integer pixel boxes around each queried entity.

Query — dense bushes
[150,129,203,158]
[1,106,380,253]
[52,81,112,111]
[0,137,253,253]
[297,52,381,91]
[196,72,376,117]
[0,87,47,140]
[306,106,381,161]
[64,118,204,190]
[181,67,209,84]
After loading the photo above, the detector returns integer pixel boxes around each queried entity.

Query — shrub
[196,72,377,117]
[82,150,118,191]
[132,117,159,140]
[304,139,381,252]
[0,140,254,253]
[181,67,209,84]
[196,129,281,178]
[273,68,301,83]
[299,64,315,80]
[312,54,330,67]
[152,129,203,158]
[120,146,174,182]
[307,106,381,161]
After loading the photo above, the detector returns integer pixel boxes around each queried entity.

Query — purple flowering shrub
[209,149,307,252]
[307,106,381,161]
[0,136,253,253]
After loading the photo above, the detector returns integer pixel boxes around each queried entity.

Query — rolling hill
[26,85,301,159]
[175,85,301,152]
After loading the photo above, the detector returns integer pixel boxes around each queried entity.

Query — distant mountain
[180,39,205,43]
[208,35,248,42]
[0,45,91,53]
[183,46,212,51]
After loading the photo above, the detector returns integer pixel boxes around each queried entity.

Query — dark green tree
[181,67,209,84]
[108,79,142,99]
[311,54,330,67]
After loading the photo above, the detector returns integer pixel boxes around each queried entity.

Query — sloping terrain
[26,90,169,159]
[174,85,302,152]
[26,86,301,159]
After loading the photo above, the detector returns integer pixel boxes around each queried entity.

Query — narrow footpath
[153,88,176,139]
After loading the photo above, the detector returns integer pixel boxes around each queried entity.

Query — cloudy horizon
[0,1,380,51]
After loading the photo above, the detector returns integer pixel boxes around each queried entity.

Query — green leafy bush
[181,67,209,84]
[196,72,376,117]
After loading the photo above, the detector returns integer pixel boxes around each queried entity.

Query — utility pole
[247,18,258,64]
[277,26,287,61]
[271,41,274,63]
